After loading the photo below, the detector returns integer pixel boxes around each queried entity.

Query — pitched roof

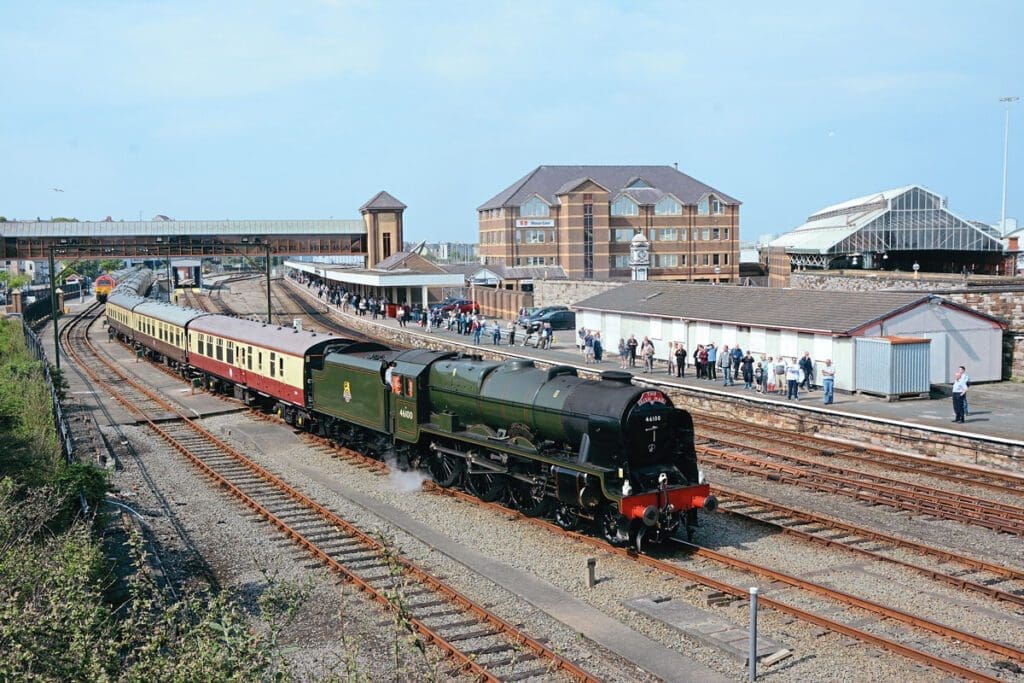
[440,262,568,281]
[360,190,407,211]
[478,165,739,211]
[372,251,446,273]
[439,262,484,277]
[571,281,981,335]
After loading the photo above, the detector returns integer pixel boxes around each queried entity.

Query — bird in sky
[52,187,64,192]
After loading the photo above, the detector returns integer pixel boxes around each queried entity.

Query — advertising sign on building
[516,219,555,228]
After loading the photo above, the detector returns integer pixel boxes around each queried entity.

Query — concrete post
[748,587,759,681]
[586,558,597,588]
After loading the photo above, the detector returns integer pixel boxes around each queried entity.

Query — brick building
[477,165,740,283]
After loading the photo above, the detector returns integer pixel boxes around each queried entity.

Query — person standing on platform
[491,320,502,345]
[593,332,604,363]
[618,338,628,368]
[718,345,733,386]
[821,359,836,404]
[707,342,718,380]
[627,334,638,368]
[786,357,801,400]
[951,366,968,423]
[799,351,815,391]
[675,344,687,378]
[507,320,516,346]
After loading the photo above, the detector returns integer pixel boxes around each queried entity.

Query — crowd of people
[290,272,847,404]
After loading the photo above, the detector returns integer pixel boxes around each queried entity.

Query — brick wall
[790,272,1024,382]
[473,287,532,322]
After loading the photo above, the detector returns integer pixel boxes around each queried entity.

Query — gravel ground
[107,422,465,681]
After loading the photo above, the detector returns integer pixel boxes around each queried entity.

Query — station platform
[280,280,1024,449]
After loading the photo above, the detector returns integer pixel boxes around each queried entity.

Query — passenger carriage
[130,300,209,369]
[105,292,148,344]
[185,316,343,423]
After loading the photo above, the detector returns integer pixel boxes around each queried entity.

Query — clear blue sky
[2,1,1021,243]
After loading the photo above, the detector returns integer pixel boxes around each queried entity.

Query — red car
[432,298,479,315]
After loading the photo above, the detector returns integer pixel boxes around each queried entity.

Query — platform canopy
[770,186,1003,269]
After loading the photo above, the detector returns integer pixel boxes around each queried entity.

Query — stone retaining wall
[531,279,621,308]
[288,280,1023,473]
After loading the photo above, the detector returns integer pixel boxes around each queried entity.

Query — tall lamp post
[1000,96,1019,235]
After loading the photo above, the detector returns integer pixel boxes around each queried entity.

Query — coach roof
[188,315,344,355]
[572,281,1005,335]
[134,300,211,328]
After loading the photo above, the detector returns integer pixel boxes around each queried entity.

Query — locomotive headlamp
[658,472,668,485]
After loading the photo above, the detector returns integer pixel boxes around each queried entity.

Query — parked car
[431,297,478,315]
[518,305,568,327]
[528,309,576,331]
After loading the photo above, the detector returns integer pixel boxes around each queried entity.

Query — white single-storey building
[572,282,1006,391]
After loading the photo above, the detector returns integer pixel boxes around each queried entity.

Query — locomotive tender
[105,274,715,549]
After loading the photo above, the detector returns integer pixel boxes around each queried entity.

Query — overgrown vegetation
[0,318,294,680]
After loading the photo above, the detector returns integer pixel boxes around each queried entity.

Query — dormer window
[712,198,725,215]
[655,196,682,216]
[520,196,550,217]
[626,177,652,189]
[611,195,639,216]
[698,197,709,215]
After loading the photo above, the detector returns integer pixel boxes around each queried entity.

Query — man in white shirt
[821,359,836,405]
[785,357,802,400]
[951,366,968,423]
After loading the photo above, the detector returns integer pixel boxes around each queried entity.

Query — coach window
[226,341,234,365]
[248,347,253,370]
[405,377,415,397]
[196,334,204,355]
[278,356,284,378]
[206,337,214,357]
[215,338,223,361]
[269,352,276,377]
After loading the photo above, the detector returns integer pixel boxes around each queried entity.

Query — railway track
[300,432,1019,682]
[112,280,1024,680]
[698,415,1024,499]
[66,303,597,683]
[714,485,1024,607]
[698,444,1024,535]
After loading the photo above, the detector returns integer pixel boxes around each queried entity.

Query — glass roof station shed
[771,186,1006,274]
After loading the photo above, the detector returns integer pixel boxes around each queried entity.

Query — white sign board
[516,219,555,228]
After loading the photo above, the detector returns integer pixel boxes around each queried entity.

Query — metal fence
[21,318,75,464]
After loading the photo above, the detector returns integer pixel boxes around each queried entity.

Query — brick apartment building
[477,165,740,282]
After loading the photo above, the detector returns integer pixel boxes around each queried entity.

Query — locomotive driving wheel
[428,452,463,488]
[596,505,630,546]
[553,504,581,531]
[465,470,507,502]
[509,480,548,517]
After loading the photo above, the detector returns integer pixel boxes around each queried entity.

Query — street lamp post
[1000,96,1019,235]
[913,261,920,280]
